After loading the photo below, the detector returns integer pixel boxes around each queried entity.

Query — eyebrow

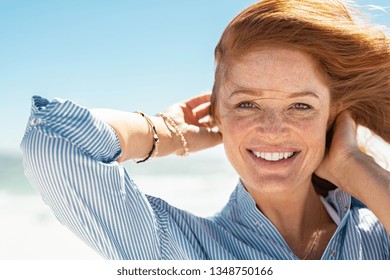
[229,89,320,99]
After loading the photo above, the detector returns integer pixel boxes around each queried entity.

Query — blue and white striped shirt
[21,96,390,260]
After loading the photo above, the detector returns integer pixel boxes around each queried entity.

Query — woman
[21,0,390,259]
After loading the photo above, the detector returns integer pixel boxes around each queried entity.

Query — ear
[209,92,223,133]
[210,113,223,134]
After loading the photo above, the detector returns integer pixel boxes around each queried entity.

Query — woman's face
[216,48,332,195]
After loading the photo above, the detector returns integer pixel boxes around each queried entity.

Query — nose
[257,109,288,137]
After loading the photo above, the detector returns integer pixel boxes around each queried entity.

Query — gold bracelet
[157,113,189,157]
[134,111,159,163]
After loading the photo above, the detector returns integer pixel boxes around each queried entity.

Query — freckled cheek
[218,116,252,158]
[305,131,326,154]
[296,120,328,160]
[219,115,254,137]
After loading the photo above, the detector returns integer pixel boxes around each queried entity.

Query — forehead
[222,48,329,98]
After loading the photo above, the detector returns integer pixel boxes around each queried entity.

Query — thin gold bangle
[157,113,189,157]
[134,111,159,163]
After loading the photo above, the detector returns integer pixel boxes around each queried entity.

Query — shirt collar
[324,188,352,221]
[223,180,354,243]
[232,180,353,221]
[223,181,290,246]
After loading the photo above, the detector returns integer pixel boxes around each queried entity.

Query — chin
[242,174,301,195]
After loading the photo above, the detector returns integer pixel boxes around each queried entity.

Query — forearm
[91,109,182,162]
[339,152,390,234]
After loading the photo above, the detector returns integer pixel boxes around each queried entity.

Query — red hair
[211,0,390,144]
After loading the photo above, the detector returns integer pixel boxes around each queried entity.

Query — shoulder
[327,189,389,249]
[326,189,388,237]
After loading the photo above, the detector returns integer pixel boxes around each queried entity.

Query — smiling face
[216,47,332,196]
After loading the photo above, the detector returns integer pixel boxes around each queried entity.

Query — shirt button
[330,249,337,258]
[30,118,43,126]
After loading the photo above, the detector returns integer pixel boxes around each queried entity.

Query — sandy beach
[0,150,237,260]
[0,193,102,259]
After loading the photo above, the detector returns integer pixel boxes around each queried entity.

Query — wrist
[156,113,189,157]
[337,150,390,232]
[335,150,378,198]
[151,116,185,157]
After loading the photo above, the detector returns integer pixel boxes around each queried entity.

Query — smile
[249,151,295,162]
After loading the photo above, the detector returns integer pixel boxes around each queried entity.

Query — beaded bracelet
[134,111,159,163]
[157,113,189,157]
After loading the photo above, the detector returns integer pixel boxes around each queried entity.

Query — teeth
[252,151,294,161]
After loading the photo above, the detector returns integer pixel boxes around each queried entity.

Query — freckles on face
[215,48,331,192]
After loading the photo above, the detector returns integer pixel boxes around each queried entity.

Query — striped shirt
[20,96,390,260]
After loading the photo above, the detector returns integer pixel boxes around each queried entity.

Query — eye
[237,102,257,109]
[292,103,312,110]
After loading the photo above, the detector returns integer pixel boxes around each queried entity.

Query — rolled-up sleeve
[20,96,161,259]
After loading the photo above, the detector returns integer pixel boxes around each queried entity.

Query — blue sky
[0,0,389,154]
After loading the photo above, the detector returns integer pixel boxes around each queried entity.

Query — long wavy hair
[210,0,390,193]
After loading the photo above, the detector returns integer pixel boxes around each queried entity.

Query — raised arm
[91,93,221,162]
[20,94,220,259]
[316,112,390,234]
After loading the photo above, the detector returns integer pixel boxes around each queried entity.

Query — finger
[334,111,358,145]
[185,93,211,110]
[180,102,211,126]
[197,116,214,128]
[335,111,355,127]
[193,102,211,120]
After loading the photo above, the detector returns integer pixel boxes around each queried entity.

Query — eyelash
[237,102,257,109]
[236,102,313,111]
[292,103,312,110]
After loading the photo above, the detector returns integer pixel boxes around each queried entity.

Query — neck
[248,180,323,246]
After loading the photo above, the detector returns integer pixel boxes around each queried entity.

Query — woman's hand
[162,93,222,154]
[315,111,362,193]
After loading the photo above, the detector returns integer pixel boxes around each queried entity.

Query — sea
[0,147,238,260]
